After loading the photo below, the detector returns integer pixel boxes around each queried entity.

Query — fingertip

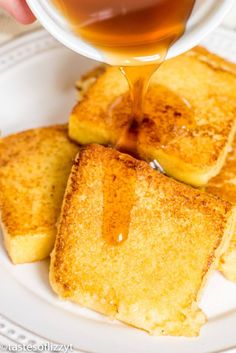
[1,0,36,24]
[13,0,36,24]
[16,11,36,25]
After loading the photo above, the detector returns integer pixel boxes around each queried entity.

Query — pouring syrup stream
[52,0,195,244]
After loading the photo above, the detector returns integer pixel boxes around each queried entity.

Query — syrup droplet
[102,155,137,245]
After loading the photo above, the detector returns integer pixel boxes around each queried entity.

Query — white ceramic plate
[1,28,236,353]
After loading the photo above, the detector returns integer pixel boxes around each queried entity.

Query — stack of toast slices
[1,47,236,336]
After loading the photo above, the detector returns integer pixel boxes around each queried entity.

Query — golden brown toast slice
[50,144,236,336]
[0,125,79,264]
[69,47,236,187]
[207,138,236,282]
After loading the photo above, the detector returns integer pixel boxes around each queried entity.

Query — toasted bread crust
[69,47,236,186]
[0,125,79,263]
[50,144,236,336]
[207,138,236,282]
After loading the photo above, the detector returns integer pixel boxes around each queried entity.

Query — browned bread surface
[0,125,79,264]
[50,144,236,336]
[69,47,236,187]
[207,137,236,282]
